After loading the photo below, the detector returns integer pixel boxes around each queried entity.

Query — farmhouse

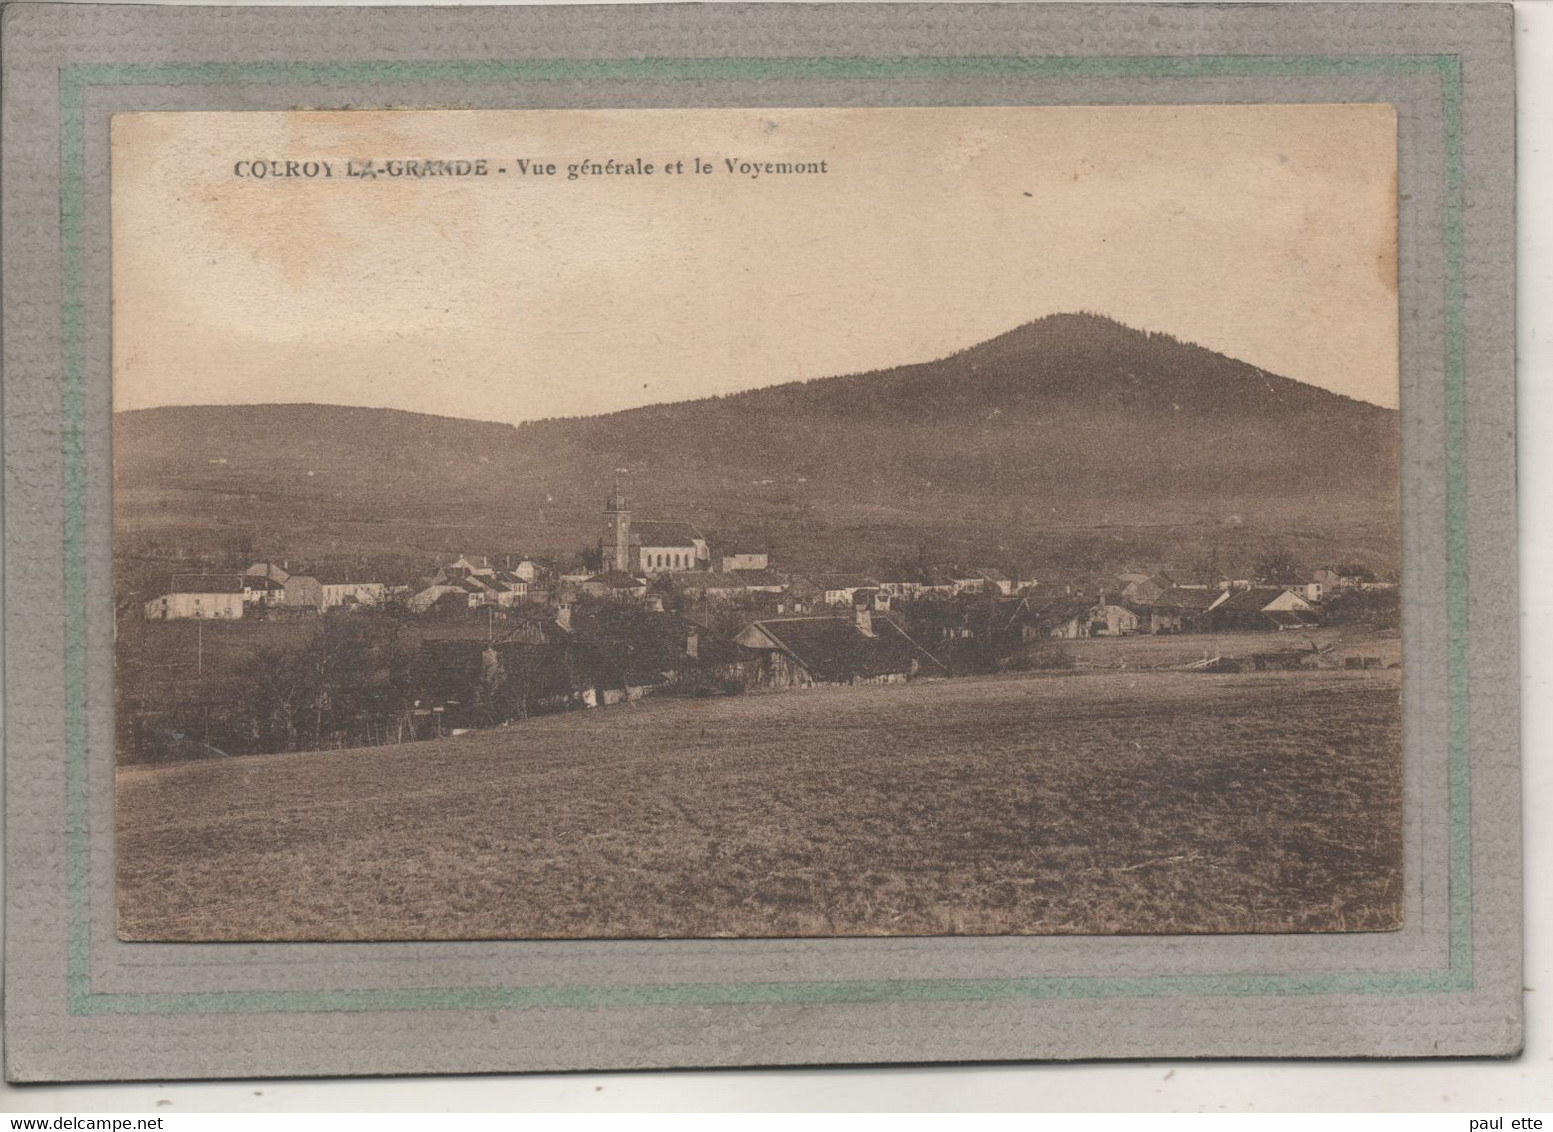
[735,602,947,687]
[1133,586,1223,634]
[676,569,786,600]
[1122,568,1217,605]
[1211,586,1321,631]
[720,552,769,572]
[143,574,246,620]
[315,572,388,610]
[732,589,813,618]
[897,598,980,645]
[1005,595,1096,641]
[951,573,987,595]
[442,554,493,580]
[1314,564,1375,591]
[1121,573,1172,604]
[878,570,959,600]
[280,574,323,610]
[241,574,286,607]
[407,583,476,613]
[568,606,757,700]
[461,571,529,607]
[495,556,544,582]
[1083,601,1142,637]
[1282,581,1327,603]
[817,574,882,607]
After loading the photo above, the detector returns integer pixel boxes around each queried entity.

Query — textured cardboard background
[2,2,1520,1081]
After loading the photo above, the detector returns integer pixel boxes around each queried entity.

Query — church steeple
[605,478,629,516]
[603,479,632,573]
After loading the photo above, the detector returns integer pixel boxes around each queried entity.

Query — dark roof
[313,570,380,586]
[414,640,586,700]
[569,608,752,681]
[1214,587,1287,614]
[243,576,287,592]
[816,574,881,590]
[169,574,245,594]
[748,615,947,682]
[629,520,703,547]
[1142,586,1223,612]
[1013,596,1094,631]
[1159,568,1212,587]
[896,601,973,630]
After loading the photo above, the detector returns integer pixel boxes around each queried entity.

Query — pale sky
[112,105,1399,420]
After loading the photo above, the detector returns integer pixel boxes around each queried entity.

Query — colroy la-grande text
[230,157,831,181]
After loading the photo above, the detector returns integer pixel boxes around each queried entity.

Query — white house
[317,576,388,609]
[1283,581,1326,603]
[144,574,246,620]
[818,575,881,607]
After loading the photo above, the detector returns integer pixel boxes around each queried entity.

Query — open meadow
[117,664,1403,941]
[1058,626,1402,669]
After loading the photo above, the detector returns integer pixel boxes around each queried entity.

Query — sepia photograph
[111,104,1403,942]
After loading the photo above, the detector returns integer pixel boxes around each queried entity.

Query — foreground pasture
[116,667,1402,940]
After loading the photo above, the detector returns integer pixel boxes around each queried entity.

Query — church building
[603,487,710,575]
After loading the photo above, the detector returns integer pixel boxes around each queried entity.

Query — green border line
[61,53,1470,1016]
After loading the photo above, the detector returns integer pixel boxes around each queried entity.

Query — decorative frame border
[62,53,1467,1017]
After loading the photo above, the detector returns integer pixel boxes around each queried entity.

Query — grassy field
[1059,627,1402,669]
[117,665,1402,941]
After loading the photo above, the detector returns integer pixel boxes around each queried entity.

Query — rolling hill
[113,312,1400,581]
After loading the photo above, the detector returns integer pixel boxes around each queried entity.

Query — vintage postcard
[111,104,1402,942]
[4,0,1519,1081]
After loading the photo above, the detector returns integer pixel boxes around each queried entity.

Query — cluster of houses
[406,554,543,613]
[142,562,387,621]
[416,592,951,730]
[140,490,1395,733]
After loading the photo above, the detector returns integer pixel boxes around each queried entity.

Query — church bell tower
[603,482,632,573]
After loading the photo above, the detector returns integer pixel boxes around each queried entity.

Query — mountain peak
[113,314,1398,576]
